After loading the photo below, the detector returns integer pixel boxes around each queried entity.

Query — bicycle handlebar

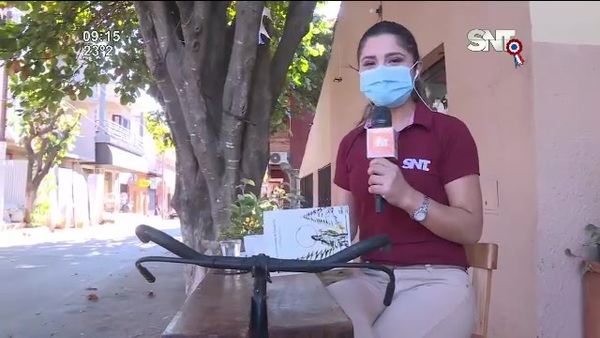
[135,224,392,270]
[134,224,396,306]
[135,224,203,259]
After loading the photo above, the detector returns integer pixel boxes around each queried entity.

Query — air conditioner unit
[269,152,289,165]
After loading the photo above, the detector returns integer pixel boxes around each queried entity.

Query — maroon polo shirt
[334,102,480,268]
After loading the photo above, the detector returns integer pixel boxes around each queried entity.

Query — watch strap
[412,195,430,220]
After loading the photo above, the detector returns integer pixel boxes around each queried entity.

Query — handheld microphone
[366,106,397,214]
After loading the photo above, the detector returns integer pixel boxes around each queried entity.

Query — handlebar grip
[135,224,203,259]
[321,234,392,263]
[137,265,156,283]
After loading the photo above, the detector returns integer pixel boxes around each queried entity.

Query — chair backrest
[465,243,499,338]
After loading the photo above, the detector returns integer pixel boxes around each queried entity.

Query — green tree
[143,9,333,150]
[18,105,81,225]
[0,1,333,290]
[1,8,86,224]
[143,109,174,154]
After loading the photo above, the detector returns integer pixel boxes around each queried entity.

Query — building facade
[1,79,175,226]
[300,2,600,337]
[264,96,315,205]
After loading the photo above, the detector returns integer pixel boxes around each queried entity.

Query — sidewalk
[0,215,178,248]
[0,216,186,338]
[1,250,186,338]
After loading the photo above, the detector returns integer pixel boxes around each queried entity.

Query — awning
[95,143,149,173]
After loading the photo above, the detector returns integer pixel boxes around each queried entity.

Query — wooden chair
[465,243,499,338]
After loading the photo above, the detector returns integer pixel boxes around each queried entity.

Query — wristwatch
[412,195,430,222]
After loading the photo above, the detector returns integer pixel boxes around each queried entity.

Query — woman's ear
[414,61,422,80]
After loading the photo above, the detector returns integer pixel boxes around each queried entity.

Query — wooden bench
[162,270,353,338]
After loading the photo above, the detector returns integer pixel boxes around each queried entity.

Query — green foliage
[30,174,56,226]
[0,1,334,149]
[0,2,127,208]
[268,2,334,132]
[0,2,151,186]
[144,110,173,154]
[11,103,81,164]
[0,1,149,103]
[220,177,300,241]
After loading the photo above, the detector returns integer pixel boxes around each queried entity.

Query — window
[300,174,313,208]
[111,114,131,130]
[420,44,448,114]
[112,114,122,124]
[317,164,331,207]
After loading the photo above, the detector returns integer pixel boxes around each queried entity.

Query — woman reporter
[327,20,483,338]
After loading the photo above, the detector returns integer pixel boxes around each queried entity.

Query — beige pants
[327,265,476,338]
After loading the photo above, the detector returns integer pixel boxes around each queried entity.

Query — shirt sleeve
[333,135,351,191]
[439,118,480,185]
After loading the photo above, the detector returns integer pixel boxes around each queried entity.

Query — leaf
[241,178,256,187]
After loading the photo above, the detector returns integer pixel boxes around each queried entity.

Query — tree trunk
[23,182,37,226]
[22,137,59,227]
[134,1,317,294]
[23,159,39,226]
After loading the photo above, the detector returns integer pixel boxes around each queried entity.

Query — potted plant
[219,178,294,256]
[582,224,600,338]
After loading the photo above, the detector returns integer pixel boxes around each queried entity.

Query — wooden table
[162,271,353,338]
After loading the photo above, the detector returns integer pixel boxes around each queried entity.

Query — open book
[262,206,352,261]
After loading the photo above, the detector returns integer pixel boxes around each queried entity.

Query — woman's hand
[367,158,418,210]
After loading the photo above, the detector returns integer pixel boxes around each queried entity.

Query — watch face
[414,210,426,222]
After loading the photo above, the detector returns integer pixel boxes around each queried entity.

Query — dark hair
[356,21,427,125]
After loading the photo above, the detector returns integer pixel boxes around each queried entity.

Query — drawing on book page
[263,206,351,260]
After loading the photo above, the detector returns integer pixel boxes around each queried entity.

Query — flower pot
[584,260,600,338]
[219,239,242,257]
[218,239,243,274]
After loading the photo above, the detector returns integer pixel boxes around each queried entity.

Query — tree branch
[135,4,196,155]
[23,135,35,164]
[177,1,208,70]
[135,1,221,193]
[240,45,273,195]
[270,1,317,101]
[31,109,66,137]
[149,2,222,191]
[220,1,265,191]
[200,2,232,134]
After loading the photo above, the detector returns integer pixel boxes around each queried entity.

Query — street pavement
[0,217,187,338]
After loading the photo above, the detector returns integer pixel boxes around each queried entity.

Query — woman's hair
[356,21,427,126]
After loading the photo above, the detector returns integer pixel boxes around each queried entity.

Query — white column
[0,141,6,222]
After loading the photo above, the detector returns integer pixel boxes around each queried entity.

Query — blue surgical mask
[359,64,417,108]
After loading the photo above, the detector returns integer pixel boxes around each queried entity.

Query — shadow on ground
[0,223,188,338]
